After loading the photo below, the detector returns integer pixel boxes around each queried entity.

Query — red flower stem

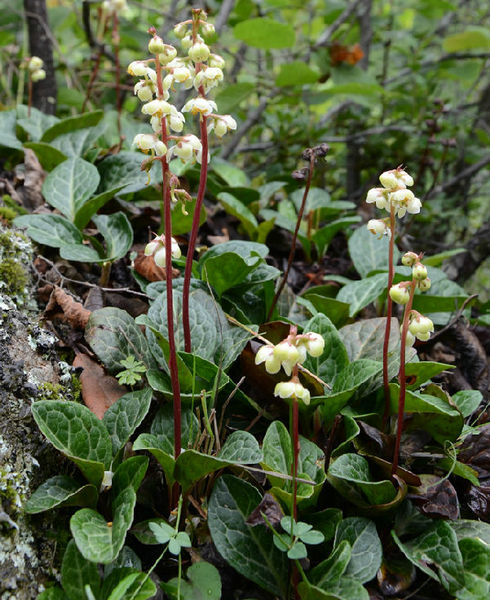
[112,13,122,136]
[267,154,315,322]
[291,395,299,522]
[391,280,416,476]
[381,205,396,430]
[182,111,208,353]
[154,50,182,475]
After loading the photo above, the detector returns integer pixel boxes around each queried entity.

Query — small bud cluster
[128,11,236,172]
[144,234,181,267]
[389,253,434,346]
[102,0,128,16]
[366,167,422,220]
[28,56,46,82]
[255,331,325,405]
[404,312,434,346]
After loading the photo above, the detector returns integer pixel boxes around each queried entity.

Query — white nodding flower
[188,42,210,63]
[134,81,155,102]
[194,67,223,92]
[182,97,217,117]
[128,61,148,77]
[367,219,388,238]
[169,111,185,132]
[145,68,157,84]
[145,235,181,267]
[255,345,281,374]
[167,135,203,164]
[302,332,325,357]
[182,33,202,50]
[133,134,167,157]
[201,22,215,38]
[418,277,431,292]
[208,53,225,69]
[209,115,237,138]
[148,35,166,55]
[366,187,389,211]
[404,329,416,347]
[274,380,310,405]
[390,189,422,218]
[142,99,172,116]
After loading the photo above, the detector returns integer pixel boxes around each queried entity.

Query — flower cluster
[255,331,325,405]
[406,313,434,346]
[28,56,46,82]
[366,167,422,221]
[128,11,236,169]
[144,233,181,267]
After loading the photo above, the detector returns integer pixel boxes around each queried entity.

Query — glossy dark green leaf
[42,157,99,222]
[41,111,103,143]
[174,430,262,491]
[61,539,101,600]
[85,307,157,373]
[348,226,400,278]
[103,389,152,455]
[111,456,148,498]
[208,475,289,597]
[337,273,387,316]
[334,517,383,583]
[13,214,83,248]
[24,476,97,514]
[393,521,465,594]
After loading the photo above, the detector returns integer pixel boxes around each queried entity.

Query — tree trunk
[23,0,57,114]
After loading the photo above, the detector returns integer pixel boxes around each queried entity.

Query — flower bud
[418,277,431,291]
[274,380,310,405]
[401,252,418,267]
[389,283,410,305]
[158,45,178,65]
[28,56,43,71]
[173,22,187,39]
[31,69,46,82]
[188,42,210,63]
[302,332,325,357]
[412,262,428,281]
[201,22,215,37]
[409,315,434,337]
[148,35,166,54]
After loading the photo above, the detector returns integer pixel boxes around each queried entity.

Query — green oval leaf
[24,476,97,514]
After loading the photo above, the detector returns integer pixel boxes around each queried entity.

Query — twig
[426,154,490,198]
[314,0,363,48]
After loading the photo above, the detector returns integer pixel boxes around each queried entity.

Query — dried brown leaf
[73,353,126,419]
[44,286,91,329]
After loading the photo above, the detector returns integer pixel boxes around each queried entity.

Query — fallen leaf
[408,474,459,520]
[458,423,490,478]
[466,484,490,521]
[133,251,179,282]
[246,493,283,529]
[73,353,127,419]
[44,286,91,329]
[17,149,45,210]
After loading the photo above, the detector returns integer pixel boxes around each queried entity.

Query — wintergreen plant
[24,55,46,117]
[365,167,422,428]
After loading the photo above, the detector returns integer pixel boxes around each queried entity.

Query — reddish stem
[291,396,299,522]
[267,154,315,321]
[182,112,208,353]
[154,52,182,474]
[381,205,396,430]
[391,280,416,476]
